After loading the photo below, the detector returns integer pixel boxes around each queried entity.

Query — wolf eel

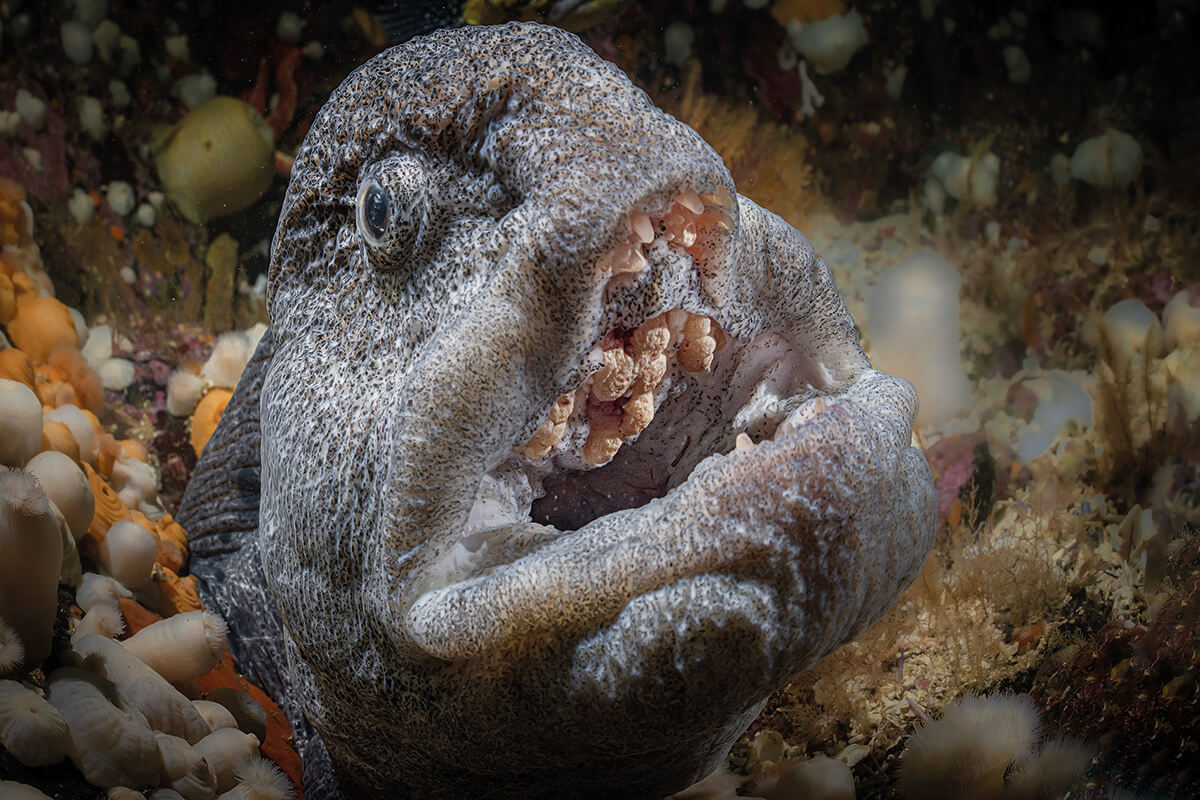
[178,21,936,799]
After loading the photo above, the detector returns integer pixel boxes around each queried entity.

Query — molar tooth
[667,309,689,340]
[629,210,654,244]
[591,347,637,402]
[629,315,671,394]
[583,431,622,465]
[679,222,697,248]
[678,336,716,372]
[548,392,574,424]
[619,391,654,437]
[735,432,754,451]
[520,422,556,459]
[520,393,575,459]
[583,403,623,465]
[678,314,722,372]
[631,314,671,353]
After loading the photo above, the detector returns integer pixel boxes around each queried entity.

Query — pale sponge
[1070,128,1142,188]
[866,250,970,427]
[899,692,1093,800]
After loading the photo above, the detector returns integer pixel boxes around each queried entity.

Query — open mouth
[464,187,843,539]
[402,186,929,666]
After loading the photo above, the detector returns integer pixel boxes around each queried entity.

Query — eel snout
[404,190,935,663]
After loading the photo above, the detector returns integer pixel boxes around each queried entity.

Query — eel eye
[357,180,391,247]
[355,152,427,271]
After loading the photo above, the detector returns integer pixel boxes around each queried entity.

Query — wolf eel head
[254,21,935,797]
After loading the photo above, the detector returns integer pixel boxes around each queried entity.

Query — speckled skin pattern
[179,22,936,799]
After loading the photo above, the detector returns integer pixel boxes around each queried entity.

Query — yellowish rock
[154,97,275,224]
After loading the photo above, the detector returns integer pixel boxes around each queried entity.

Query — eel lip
[406,368,930,661]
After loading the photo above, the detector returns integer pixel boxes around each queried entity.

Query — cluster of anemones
[1,176,294,799]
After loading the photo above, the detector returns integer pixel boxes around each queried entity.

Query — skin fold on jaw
[179,21,937,799]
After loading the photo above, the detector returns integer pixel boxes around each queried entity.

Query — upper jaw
[512,189,867,487]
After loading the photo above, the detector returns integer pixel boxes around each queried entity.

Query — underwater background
[0,0,1197,797]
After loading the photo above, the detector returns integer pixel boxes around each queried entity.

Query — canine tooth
[699,188,733,209]
[735,432,754,451]
[620,391,655,437]
[703,208,733,230]
[678,188,704,215]
[629,210,654,244]
[615,246,647,275]
[591,347,637,402]
[629,315,670,393]
[663,211,687,242]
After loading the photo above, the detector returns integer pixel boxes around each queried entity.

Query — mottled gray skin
[180,22,936,799]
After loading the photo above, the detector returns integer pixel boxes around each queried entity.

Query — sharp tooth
[777,397,830,438]
[631,314,671,353]
[629,210,654,244]
[735,432,754,451]
[699,188,734,209]
[520,422,556,459]
[702,208,733,230]
[678,188,704,215]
